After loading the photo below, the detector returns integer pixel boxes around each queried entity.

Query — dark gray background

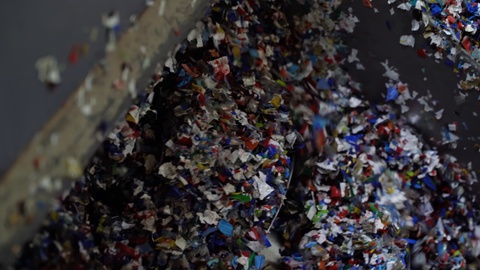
[341,0,480,172]
[0,0,146,175]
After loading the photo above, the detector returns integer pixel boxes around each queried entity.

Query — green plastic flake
[230,193,252,203]
[312,209,329,223]
[248,252,255,268]
[276,79,287,88]
[369,203,383,218]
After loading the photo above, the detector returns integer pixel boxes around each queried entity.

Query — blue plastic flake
[467,3,479,14]
[288,64,299,74]
[292,253,303,261]
[430,4,442,16]
[113,25,121,35]
[179,69,186,77]
[227,11,237,22]
[459,235,465,244]
[316,78,328,90]
[438,242,446,256]
[444,59,455,67]
[386,86,399,101]
[218,219,233,237]
[313,116,328,130]
[168,186,183,198]
[402,238,417,244]
[260,234,272,247]
[439,208,446,218]
[266,170,272,182]
[223,167,233,177]
[266,146,277,158]
[327,77,335,88]
[202,227,218,238]
[249,49,259,58]
[412,216,419,224]
[345,134,363,144]
[138,243,153,253]
[232,256,238,268]
[177,76,191,87]
[255,255,265,269]
[341,170,353,183]
[248,202,255,216]
[454,31,461,41]
[423,175,436,191]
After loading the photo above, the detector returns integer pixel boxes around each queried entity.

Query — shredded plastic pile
[15,0,480,269]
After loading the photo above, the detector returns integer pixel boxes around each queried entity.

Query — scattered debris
[35,55,62,88]
[16,1,480,270]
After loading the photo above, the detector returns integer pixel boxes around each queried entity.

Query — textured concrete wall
[0,0,211,265]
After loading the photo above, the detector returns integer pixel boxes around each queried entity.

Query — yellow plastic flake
[154,237,175,249]
[63,241,72,251]
[96,216,106,233]
[125,113,137,124]
[271,94,283,108]
[262,159,273,168]
[50,211,59,222]
[232,45,241,58]
[191,83,204,93]
[197,163,207,170]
